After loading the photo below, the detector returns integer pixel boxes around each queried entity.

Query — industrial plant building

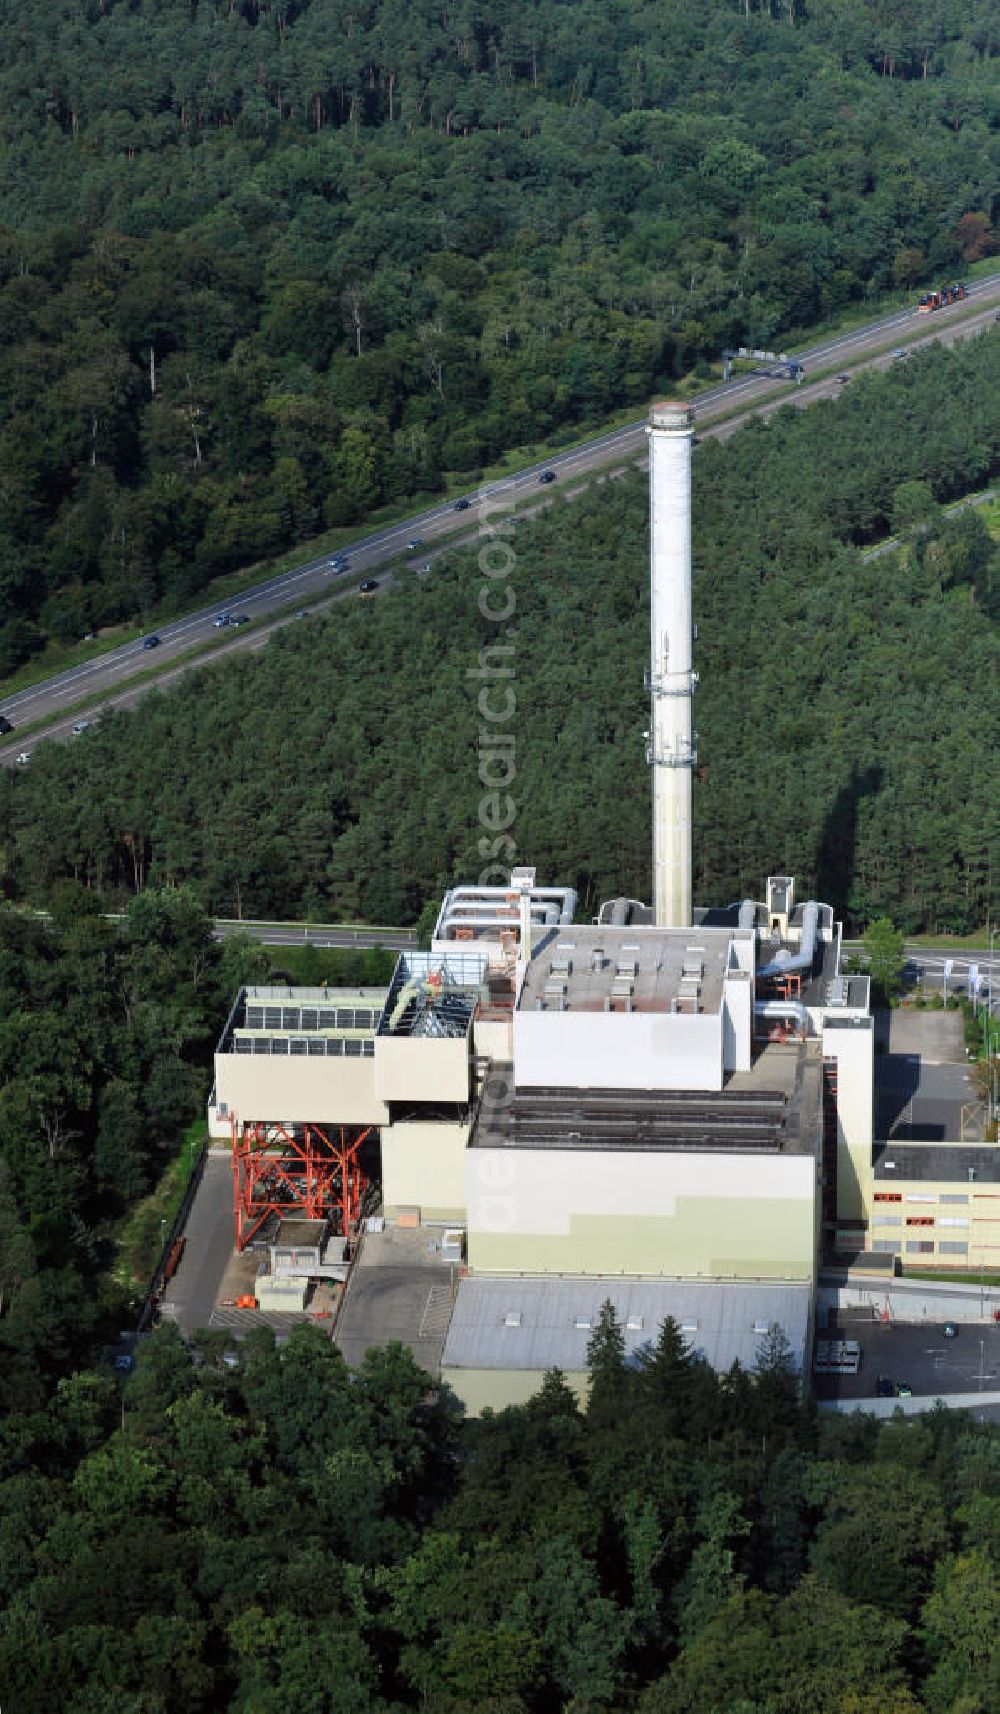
[199,398,975,1412]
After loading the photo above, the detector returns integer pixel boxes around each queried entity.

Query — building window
[938,1217,969,1229]
[905,1194,935,1204]
[872,1239,901,1254]
[875,1216,902,1228]
[906,1216,935,1227]
[939,1241,969,1256]
[941,1195,969,1205]
[874,1192,902,1203]
[906,1240,935,1254]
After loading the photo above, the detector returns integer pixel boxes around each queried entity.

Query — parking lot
[815,1311,1000,1403]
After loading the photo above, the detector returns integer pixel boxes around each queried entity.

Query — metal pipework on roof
[754,999,809,1036]
[756,901,820,982]
[435,885,577,942]
[442,891,576,918]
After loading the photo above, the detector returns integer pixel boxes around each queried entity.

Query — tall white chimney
[648,401,696,928]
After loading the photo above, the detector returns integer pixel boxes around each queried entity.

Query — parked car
[538,469,556,485]
[454,497,471,511]
[15,751,30,765]
[836,373,850,383]
[892,348,909,361]
[71,720,91,735]
[895,1381,913,1397]
[359,579,379,595]
[0,714,13,734]
[406,538,424,551]
[142,634,160,650]
[876,1374,895,1398]
[943,1322,958,1339]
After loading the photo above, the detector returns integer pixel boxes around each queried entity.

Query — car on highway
[71,720,91,735]
[836,373,850,383]
[359,579,379,595]
[943,1322,959,1339]
[328,555,349,571]
[453,497,471,511]
[230,614,250,626]
[892,348,909,361]
[213,611,231,628]
[142,634,160,650]
[0,714,13,735]
[406,538,424,551]
[538,470,556,484]
[15,751,30,765]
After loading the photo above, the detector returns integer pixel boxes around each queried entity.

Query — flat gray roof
[442,1277,811,1376]
[874,1142,1000,1184]
[518,924,747,1017]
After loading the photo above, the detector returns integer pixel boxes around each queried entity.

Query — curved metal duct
[757,901,820,981]
[754,999,809,1035]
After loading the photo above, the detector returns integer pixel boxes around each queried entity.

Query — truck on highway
[917,282,966,314]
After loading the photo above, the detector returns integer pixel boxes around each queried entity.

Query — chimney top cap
[650,400,694,430]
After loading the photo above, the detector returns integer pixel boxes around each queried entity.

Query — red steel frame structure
[231,1118,372,1251]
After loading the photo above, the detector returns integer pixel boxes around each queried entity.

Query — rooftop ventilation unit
[681,1320,698,1333]
[884,1160,896,1171]
[574,1315,593,1330]
[503,1310,522,1328]
[626,1314,644,1331]
[752,1320,771,1335]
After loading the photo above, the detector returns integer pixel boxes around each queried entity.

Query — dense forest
[0,0,997,670]
[0,894,269,1410]
[5,1304,1000,1711]
[2,336,997,932]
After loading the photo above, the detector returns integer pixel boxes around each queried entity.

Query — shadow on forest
[814,764,884,916]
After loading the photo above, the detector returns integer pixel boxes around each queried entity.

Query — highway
[213,918,418,952]
[1,276,998,765]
